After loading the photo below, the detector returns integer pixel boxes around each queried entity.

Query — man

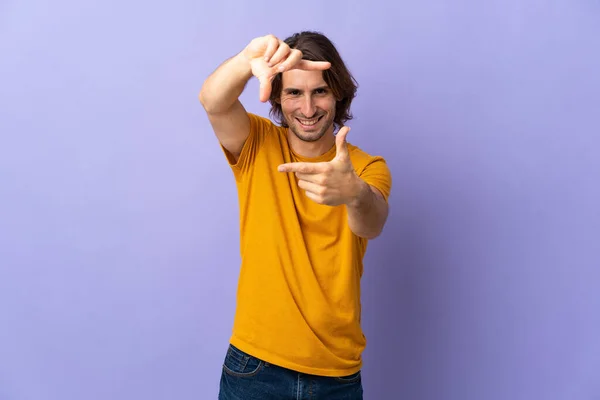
[199,31,392,400]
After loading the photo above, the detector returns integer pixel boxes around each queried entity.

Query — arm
[198,35,331,163]
[198,53,252,162]
[346,179,389,239]
[276,126,392,239]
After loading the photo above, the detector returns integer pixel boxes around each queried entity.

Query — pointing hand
[277,127,362,206]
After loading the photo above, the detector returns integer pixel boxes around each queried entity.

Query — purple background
[1,1,599,399]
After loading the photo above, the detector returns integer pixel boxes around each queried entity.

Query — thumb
[335,126,350,160]
[258,75,272,103]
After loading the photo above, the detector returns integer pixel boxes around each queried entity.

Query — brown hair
[268,31,358,129]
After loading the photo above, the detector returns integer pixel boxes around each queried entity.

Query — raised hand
[242,34,331,102]
[277,127,364,206]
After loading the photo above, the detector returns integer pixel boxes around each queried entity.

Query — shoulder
[247,113,284,135]
[347,142,393,201]
[223,113,285,173]
[242,112,286,151]
[347,143,389,174]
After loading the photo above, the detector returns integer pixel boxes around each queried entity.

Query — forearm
[199,52,253,114]
[346,178,389,239]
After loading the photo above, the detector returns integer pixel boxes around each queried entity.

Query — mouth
[296,115,323,129]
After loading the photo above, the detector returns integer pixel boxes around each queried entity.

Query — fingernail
[278,65,285,72]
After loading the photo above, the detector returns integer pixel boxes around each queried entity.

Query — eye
[289,90,300,96]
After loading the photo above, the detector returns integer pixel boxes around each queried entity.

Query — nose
[300,95,316,118]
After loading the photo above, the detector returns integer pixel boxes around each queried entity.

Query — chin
[287,117,333,143]
[291,126,330,143]
[290,127,321,142]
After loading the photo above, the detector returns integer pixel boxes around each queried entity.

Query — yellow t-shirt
[220,113,392,377]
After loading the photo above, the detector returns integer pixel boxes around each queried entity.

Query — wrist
[347,174,370,209]
[234,51,253,77]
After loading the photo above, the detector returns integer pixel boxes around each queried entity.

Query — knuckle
[291,49,302,60]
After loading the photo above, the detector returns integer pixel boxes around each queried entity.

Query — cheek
[317,98,337,113]
[281,98,300,113]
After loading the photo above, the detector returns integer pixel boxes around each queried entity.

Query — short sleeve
[358,156,392,202]
[220,113,269,178]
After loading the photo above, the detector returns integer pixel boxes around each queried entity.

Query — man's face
[279,69,337,143]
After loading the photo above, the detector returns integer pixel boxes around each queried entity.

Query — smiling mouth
[296,116,323,127]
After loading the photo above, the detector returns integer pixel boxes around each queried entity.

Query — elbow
[198,85,230,115]
[352,225,385,240]
[368,229,383,240]
[198,86,210,110]
[198,81,217,113]
[361,229,383,240]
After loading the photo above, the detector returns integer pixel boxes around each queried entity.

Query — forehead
[281,69,327,89]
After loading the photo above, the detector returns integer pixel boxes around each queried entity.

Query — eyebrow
[283,85,329,94]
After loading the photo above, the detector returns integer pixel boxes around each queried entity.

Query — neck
[287,127,336,159]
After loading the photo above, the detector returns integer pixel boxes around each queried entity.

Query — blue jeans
[218,344,363,400]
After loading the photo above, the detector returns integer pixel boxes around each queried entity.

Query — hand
[242,34,331,102]
[277,127,364,206]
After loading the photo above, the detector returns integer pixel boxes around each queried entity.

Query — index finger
[278,162,328,174]
[295,60,331,71]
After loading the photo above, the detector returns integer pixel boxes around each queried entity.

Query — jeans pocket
[222,344,264,377]
[334,370,361,383]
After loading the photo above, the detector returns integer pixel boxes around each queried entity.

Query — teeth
[298,117,319,126]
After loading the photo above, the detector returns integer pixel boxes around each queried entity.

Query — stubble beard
[287,113,335,143]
